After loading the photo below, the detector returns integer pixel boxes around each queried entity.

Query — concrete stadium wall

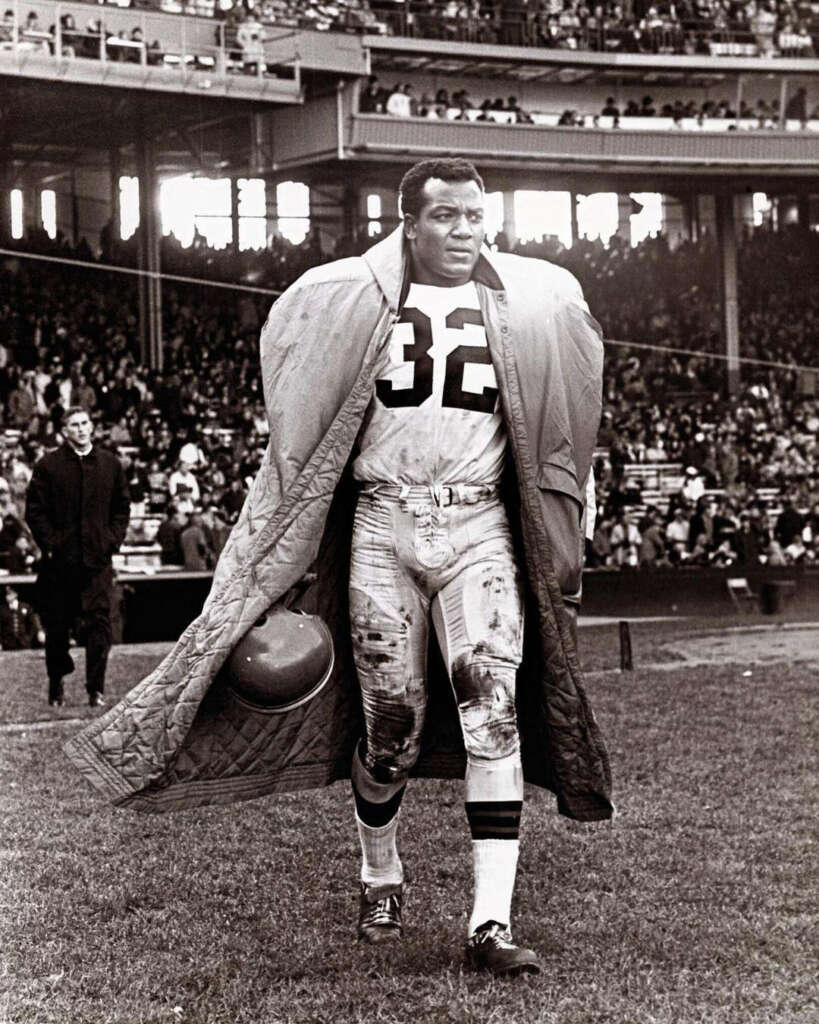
[582,566,819,619]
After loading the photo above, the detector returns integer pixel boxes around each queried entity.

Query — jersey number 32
[376,307,499,414]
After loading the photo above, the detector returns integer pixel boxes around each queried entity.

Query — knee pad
[451,658,520,763]
[353,739,410,801]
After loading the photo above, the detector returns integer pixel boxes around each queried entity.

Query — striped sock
[466,800,522,936]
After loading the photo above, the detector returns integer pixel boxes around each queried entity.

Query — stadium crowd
[4,0,819,62]
[0,219,817,589]
[363,78,818,128]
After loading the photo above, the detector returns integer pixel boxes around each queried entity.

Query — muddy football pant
[349,486,525,927]
[349,485,524,778]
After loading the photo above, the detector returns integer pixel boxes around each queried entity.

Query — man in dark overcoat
[26,406,131,706]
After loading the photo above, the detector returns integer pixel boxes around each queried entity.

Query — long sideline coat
[65,228,613,822]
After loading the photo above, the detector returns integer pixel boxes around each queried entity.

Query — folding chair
[726,577,757,613]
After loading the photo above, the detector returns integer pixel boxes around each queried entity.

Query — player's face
[404,177,485,287]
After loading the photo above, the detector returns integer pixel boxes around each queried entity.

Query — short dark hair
[63,405,90,422]
[398,158,484,219]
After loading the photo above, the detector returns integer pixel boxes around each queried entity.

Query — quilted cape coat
[64,227,613,822]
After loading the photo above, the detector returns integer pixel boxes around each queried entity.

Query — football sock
[352,746,406,887]
[468,837,520,936]
[465,754,523,936]
[355,815,404,887]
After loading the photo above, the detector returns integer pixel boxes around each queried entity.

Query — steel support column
[230,177,240,250]
[502,190,517,248]
[136,129,162,371]
[716,194,740,396]
[616,193,632,244]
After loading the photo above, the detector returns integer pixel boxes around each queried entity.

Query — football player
[350,159,575,975]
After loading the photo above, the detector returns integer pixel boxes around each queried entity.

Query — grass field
[1,618,817,1024]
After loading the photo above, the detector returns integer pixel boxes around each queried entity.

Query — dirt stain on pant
[350,588,426,778]
[451,653,520,761]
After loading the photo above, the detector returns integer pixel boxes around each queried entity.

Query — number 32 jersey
[353,281,506,485]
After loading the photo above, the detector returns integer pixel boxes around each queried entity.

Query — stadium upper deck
[5,0,819,61]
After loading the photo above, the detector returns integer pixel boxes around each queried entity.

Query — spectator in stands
[56,13,78,57]
[359,76,384,113]
[640,96,657,116]
[681,465,706,504]
[120,453,149,517]
[639,510,671,568]
[610,509,641,567]
[385,83,412,117]
[709,537,738,567]
[128,27,144,63]
[712,497,739,548]
[157,503,186,566]
[237,13,265,73]
[774,494,804,548]
[7,373,36,428]
[601,97,620,116]
[20,10,49,51]
[177,429,209,471]
[174,483,196,517]
[168,460,200,504]
[665,506,691,564]
[179,512,213,571]
[688,495,715,553]
[752,1,778,55]
[507,96,533,123]
[200,501,230,560]
[221,475,247,521]
[785,86,808,123]
[734,511,764,566]
[0,586,44,650]
[0,9,13,43]
[783,531,808,564]
[587,511,613,567]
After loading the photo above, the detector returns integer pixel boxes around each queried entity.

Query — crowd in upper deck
[3,0,819,62]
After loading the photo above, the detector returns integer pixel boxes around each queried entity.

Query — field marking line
[0,718,86,734]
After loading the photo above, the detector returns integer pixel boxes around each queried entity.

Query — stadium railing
[382,107,819,133]
[4,1,818,59]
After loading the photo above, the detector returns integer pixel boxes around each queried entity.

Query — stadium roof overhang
[271,157,819,199]
[0,76,294,183]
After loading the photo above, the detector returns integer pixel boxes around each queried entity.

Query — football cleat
[466,921,541,976]
[357,882,403,944]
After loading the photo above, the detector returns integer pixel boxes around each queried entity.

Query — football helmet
[224,604,334,714]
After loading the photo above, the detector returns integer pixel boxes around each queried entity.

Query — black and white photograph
[1,4,817,1022]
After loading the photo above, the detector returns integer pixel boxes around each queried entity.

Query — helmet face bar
[224,605,335,714]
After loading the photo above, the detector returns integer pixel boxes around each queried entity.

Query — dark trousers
[38,563,114,700]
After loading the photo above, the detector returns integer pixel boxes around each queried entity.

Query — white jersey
[353,281,506,485]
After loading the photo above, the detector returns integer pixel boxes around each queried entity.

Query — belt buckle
[442,486,454,506]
